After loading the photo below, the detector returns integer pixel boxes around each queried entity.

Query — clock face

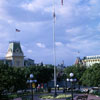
[15,48,20,53]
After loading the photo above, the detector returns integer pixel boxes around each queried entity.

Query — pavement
[12,90,100,100]
[12,94,100,100]
[74,94,100,100]
[87,94,100,100]
[13,98,22,100]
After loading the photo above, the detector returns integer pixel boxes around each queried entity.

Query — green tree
[64,64,86,88]
[0,65,28,96]
[29,66,54,84]
[0,64,54,97]
[12,67,27,92]
[81,63,100,87]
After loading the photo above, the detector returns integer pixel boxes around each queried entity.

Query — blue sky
[0,0,100,66]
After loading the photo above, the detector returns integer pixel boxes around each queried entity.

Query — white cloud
[21,0,52,12]
[57,6,73,17]
[0,0,12,21]
[21,0,82,19]
[36,43,46,48]
[66,38,100,55]
[21,45,25,50]
[55,42,63,46]
[0,32,9,38]
[89,0,98,5]
[0,43,8,57]
[20,0,99,22]
[7,20,14,24]
[0,0,100,66]
[97,23,100,31]
[66,27,81,33]
[27,49,32,53]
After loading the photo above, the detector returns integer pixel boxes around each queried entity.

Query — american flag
[78,51,80,54]
[16,29,20,32]
[61,0,63,5]
[53,11,56,18]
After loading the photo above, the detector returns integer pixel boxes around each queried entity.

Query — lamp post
[63,73,66,93]
[67,73,77,100]
[66,78,69,92]
[30,74,34,100]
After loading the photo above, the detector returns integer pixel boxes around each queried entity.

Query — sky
[0,0,100,66]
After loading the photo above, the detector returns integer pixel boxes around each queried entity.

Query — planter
[39,94,71,100]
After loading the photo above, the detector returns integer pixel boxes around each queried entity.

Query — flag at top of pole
[16,29,20,32]
[77,51,80,55]
[61,0,63,5]
[53,11,56,19]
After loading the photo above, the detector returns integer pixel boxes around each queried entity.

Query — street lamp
[30,74,34,100]
[67,73,77,100]
[63,73,66,93]
[70,73,74,77]
[27,74,37,100]
[66,78,69,91]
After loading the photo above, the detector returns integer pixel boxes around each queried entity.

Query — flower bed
[39,94,71,99]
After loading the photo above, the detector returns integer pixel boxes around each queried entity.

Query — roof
[8,41,23,54]
[75,57,82,64]
[84,55,100,59]
[24,58,34,61]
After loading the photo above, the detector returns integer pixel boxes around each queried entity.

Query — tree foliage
[81,63,100,87]
[29,66,54,83]
[0,64,54,96]
[64,63,100,87]
[64,64,86,80]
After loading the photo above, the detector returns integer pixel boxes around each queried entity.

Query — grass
[51,88,63,90]
[40,94,71,99]
[0,94,18,100]
[1,91,31,99]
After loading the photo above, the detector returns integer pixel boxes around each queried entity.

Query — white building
[0,41,34,67]
[6,41,24,67]
[82,55,100,67]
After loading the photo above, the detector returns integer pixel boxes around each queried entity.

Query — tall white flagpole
[53,0,57,96]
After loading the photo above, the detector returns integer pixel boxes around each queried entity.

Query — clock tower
[6,41,24,67]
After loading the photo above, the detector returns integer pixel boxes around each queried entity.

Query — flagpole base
[54,86,57,97]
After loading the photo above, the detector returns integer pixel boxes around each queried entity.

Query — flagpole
[77,51,80,57]
[15,29,21,41]
[15,28,16,41]
[53,0,57,97]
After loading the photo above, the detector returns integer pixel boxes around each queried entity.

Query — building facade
[24,58,35,66]
[82,55,100,67]
[75,55,100,67]
[75,57,82,65]
[6,41,24,67]
[0,41,34,67]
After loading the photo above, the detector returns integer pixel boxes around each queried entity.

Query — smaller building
[75,57,82,65]
[75,55,100,67]
[57,60,65,69]
[0,57,12,66]
[82,55,100,67]
[24,58,34,66]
